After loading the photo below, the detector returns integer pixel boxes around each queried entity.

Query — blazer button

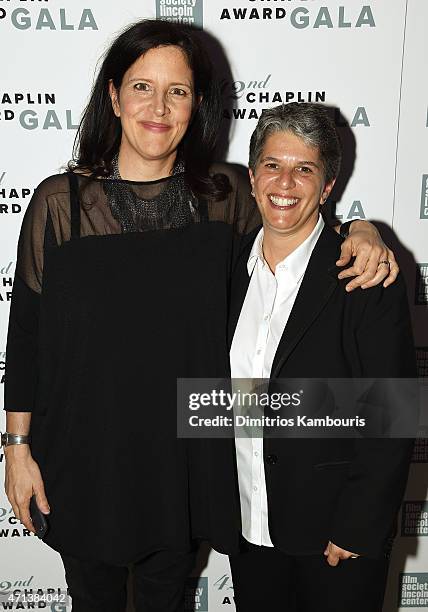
[266,454,278,465]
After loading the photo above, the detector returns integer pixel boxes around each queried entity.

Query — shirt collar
[247,228,265,275]
[247,216,325,283]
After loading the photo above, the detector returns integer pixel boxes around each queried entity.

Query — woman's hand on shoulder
[336,220,399,292]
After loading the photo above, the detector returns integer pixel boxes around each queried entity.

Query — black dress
[5,164,260,565]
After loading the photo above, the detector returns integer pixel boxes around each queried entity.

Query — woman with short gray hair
[249,102,341,184]
[229,101,415,612]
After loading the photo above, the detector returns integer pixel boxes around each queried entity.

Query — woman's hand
[4,445,50,533]
[324,541,360,566]
[336,220,399,292]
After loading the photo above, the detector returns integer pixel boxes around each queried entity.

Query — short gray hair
[249,102,342,184]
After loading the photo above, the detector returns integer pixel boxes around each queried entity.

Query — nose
[151,90,170,117]
[277,167,296,190]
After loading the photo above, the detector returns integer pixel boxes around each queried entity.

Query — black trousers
[61,549,196,612]
[229,540,389,612]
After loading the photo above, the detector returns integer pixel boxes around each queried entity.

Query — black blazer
[228,224,416,559]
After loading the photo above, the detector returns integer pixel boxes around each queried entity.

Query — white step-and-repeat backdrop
[1,1,427,610]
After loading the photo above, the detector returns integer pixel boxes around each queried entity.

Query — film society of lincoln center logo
[421,175,428,219]
[412,348,428,463]
[399,574,428,607]
[402,502,428,537]
[412,433,428,463]
[156,0,203,27]
[185,577,208,611]
[415,264,428,305]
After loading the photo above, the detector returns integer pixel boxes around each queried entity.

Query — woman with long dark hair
[2,19,397,611]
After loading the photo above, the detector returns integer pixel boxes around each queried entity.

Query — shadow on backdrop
[369,223,428,612]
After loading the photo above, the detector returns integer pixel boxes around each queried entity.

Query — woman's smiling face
[250,130,335,238]
[109,45,195,167]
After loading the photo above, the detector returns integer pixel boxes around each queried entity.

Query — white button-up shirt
[230,216,324,546]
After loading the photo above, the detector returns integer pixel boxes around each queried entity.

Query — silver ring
[378,260,390,267]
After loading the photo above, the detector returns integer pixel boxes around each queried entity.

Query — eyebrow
[127,78,192,87]
[261,156,320,169]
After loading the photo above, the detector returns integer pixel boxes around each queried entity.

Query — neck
[117,149,176,182]
[262,218,319,272]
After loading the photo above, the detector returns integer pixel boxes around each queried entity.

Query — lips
[140,122,171,132]
[269,195,299,210]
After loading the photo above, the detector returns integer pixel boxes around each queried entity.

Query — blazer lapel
[270,227,340,378]
[228,258,251,351]
[227,230,260,351]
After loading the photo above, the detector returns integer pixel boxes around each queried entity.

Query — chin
[266,217,295,231]
[138,146,174,161]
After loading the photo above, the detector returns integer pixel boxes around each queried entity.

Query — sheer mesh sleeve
[4,175,66,412]
[227,164,261,236]
[208,163,261,276]
[16,175,70,292]
[208,162,261,234]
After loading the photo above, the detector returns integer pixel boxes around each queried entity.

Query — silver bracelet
[0,432,31,448]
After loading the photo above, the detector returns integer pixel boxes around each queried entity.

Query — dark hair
[249,102,342,184]
[69,19,229,200]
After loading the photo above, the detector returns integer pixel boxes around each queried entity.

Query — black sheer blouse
[5,164,260,564]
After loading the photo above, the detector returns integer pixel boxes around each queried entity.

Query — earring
[251,190,255,197]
